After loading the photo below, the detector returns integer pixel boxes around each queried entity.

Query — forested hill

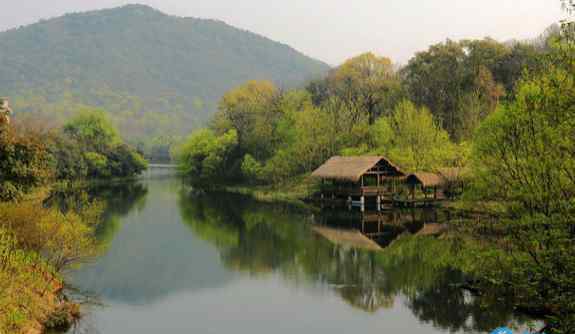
[0,4,330,141]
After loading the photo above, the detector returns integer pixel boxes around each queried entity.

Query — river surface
[64,176,529,334]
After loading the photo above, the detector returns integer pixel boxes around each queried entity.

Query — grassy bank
[224,175,319,206]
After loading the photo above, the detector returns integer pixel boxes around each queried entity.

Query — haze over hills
[0,4,330,142]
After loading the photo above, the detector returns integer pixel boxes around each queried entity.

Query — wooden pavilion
[311,156,405,207]
[405,172,444,201]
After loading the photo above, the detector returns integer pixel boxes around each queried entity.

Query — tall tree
[213,80,279,160]
[371,100,458,171]
[403,40,468,140]
[327,53,402,125]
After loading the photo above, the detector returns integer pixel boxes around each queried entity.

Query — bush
[0,127,52,201]
[0,228,58,334]
[84,152,110,178]
[241,154,264,183]
[0,196,100,333]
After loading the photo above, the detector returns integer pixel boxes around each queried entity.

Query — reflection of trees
[46,181,149,246]
[90,182,149,244]
[69,181,234,305]
[408,270,525,333]
[177,191,525,331]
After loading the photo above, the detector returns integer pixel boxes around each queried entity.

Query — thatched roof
[438,167,470,182]
[311,156,403,182]
[406,172,443,188]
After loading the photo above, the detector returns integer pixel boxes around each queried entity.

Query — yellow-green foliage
[368,100,462,171]
[465,61,575,331]
[0,198,99,271]
[173,129,239,186]
[0,197,100,333]
[0,229,59,334]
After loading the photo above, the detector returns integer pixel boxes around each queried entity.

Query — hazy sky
[1,0,567,65]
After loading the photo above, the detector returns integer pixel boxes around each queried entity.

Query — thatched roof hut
[311,156,404,182]
[406,172,443,188]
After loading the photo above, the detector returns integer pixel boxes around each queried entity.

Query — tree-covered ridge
[0,4,330,143]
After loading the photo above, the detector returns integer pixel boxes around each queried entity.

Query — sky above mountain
[1,0,566,65]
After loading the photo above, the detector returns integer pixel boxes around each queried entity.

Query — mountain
[0,4,329,141]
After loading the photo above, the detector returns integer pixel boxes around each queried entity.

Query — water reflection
[66,179,529,334]
[177,190,528,332]
[69,181,236,305]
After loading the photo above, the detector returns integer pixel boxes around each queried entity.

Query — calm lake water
[65,176,529,334]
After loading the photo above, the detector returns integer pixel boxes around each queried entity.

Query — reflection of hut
[311,156,405,206]
[312,226,382,251]
[405,172,443,200]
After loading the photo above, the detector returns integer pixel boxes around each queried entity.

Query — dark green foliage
[0,4,329,143]
[0,127,52,201]
[48,133,89,180]
[104,144,148,178]
[402,37,548,141]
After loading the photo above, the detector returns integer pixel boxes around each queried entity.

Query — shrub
[0,127,52,201]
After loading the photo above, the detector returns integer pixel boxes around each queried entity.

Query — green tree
[326,53,402,124]
[174,129,239,186]
[370,100,459,171]
[403,38,525,141]
[213,81,280,160]
[63,108,121,151]
[403,40,468,139]
[59,108,147,179]
[468,62,575,332]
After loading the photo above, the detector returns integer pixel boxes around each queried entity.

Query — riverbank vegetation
[1,108,147,201]
[0,190,101,333]
[0,107,147,332]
